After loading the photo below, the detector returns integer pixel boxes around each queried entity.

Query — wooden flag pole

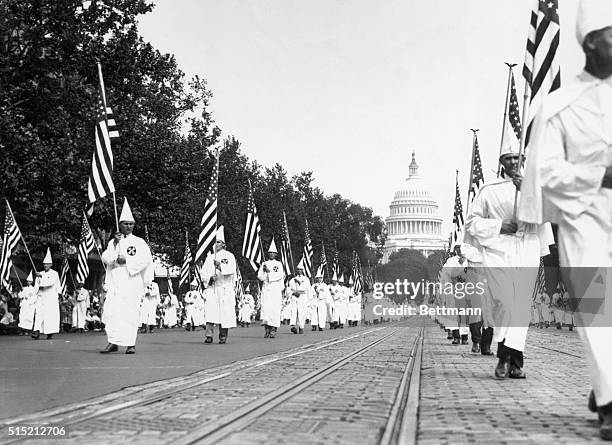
[11,263,23,290]
[497,63,517,177]
[465,129,479,216]
[5,200,37,274]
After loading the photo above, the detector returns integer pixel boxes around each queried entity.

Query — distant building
[383,152,446,262]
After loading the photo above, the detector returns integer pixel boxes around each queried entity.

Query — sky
[138,0,583,234]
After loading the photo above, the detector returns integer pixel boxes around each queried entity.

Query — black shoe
[219,337,227,344]
[461,336,469,345]
[31,330,40,340]
[312,326,317,331]
[471,343,481,353]
[481,349,494,356]
[495,358,510,379]
[318,327,323,331]
[298,328,304,334]
[508,364,526,379]
[100,343,118,354]
[290,327,298,334]
[601,414,612,441]
[269,328,277,338]
[140,325,147,334]
[451,338,460,345]
[446,332,453,340]
[204,336,213,344]
[125,346,136,354]
[46,334,53,340]
[185,324,192,331]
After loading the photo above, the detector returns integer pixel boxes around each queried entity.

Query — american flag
[87,63,119,215]
[316,243,327,279]
[452,171,464,244]
[523,0,561,147]
[0,201,22,291]
[351,251,363,294]
[242,180,263,271]
[280,211,294,277]
[179,232,192,289]
[332,241,340,279]
[59,257,70,297]
[468,134,484,204]
[235,263,244,303]
[167,276,174,295]
[195,152,219,265]
[76,213,95,283]
[532,257,546,300]
[508,71,522,140]
[302,220,313,278]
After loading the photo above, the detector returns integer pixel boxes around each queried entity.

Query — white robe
[33,269,60,334]
[18,285,38,330]
[101,234,153,347]
[289,275,310,328]
[311,282,330,329]
[184,290,204,326]
[72,288,90,329]
[140,282,160,325]
[239,294,255,323]
[258,260,284,328]
[518,71,612,406]
[200,249,237,328]
[465,179,552,352]
[164,293,179,326]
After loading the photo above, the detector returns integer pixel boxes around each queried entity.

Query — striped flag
[59,257,70,297]
[280,211,294,276]
[0,201,22,291]
[351,251,363,295]
[87,63,120,214]
[76,214,95,283]
[167,276,174,295]
[523,0,560,147]
[195,153,219,265]
[316,243,327,278]
[532,257,546,300]
[468,134,484,204]
[179,232,192,289]
[235,263,244,302]
[332,242,340,279]
[242,180,263,271]
[452,171,464,245]
[302,220,313,278]
[499,70,523,167]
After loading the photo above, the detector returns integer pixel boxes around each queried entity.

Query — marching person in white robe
[311,269,329,331]
[200,226,237,344]
[328,272,342,329]
[183,280,204,331]
[100,198,153,354]
[139,281,160,333]
[346,276,361,327]
[238,286,255,327]
[72,282,90,332]
[18,272,37,334]
[32,248,60,340]
[257,238,285,338]
[439,247,471,345]
[289,263,310,334]
[518,2,612,437]
[465,144,553,379]
[336,274,349,328]
[163,291,179,327]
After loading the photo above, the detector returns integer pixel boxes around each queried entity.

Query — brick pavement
[418,321,604,444]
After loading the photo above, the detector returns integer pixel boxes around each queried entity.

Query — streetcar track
[173,328,402,445]
[0,325,405,445]
[379,326,424,445]
[528,343,582,359]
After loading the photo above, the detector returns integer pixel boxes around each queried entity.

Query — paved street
[0,317,606,444]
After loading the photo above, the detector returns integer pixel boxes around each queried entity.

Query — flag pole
[497,63,517,177]
[5,200,37,273]
[283,210,296,274]
[465,129,479,216]
[513,78,532,219]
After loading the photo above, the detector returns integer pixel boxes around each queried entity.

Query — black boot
[270,327,277,338]
[100,343,118,354]
[290,326,298,334]
[125,346,136,354]
[31,330,40,340]
[46,334,53,340]
[495,357,510,379]
[140,324,147,334]
[461,334,469,345]
[264,325,270,338]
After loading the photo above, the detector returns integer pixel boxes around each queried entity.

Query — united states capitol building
[382,152,447,262]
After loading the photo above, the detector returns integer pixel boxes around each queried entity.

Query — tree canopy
[0,0,385,283]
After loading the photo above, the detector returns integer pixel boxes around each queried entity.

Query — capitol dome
[383,152,447,262]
